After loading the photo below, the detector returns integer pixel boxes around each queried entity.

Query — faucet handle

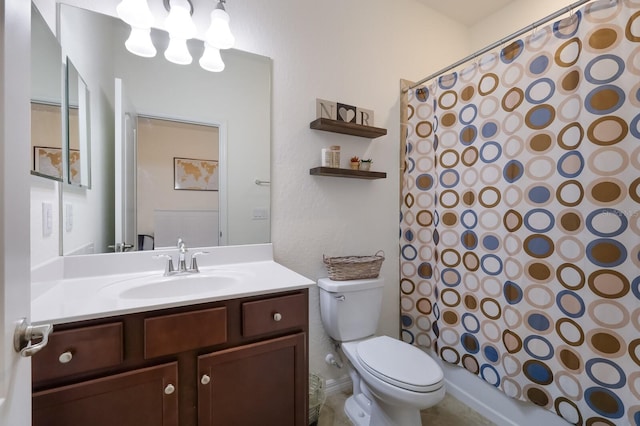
[153,254,175,276]
[190,251,210,273]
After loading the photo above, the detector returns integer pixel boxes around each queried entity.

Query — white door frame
[0,0,35,424]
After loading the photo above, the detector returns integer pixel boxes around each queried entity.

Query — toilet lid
[356,336,444,392]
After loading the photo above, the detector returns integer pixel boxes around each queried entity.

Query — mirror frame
[64,57,91,188]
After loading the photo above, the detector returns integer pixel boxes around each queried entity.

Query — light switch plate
[42,202,53,237]
[252,208,269,220]
[65,203,73,232]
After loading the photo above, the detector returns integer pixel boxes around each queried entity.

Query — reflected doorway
[136,117,220,250]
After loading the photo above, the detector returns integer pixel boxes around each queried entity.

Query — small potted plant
[359,158,372,171]
[350,156,360,170]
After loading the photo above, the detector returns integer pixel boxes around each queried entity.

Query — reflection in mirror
[30,3,62,182]
[65,59,91,187]
[56,4,271,256]
[137,117,220,250]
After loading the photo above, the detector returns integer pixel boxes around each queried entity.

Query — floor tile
[317,391,496,425]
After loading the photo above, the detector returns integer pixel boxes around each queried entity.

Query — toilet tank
[318,277,384,342]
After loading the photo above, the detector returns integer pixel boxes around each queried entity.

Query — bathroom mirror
[30,3,63,182]
[54,3,271,256]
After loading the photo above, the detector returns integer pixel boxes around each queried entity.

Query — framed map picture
[174,157,219,191]
[34,146,63,180]
[33,146,81,184]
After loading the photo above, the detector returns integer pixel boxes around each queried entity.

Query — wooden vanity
[31,289,309,426]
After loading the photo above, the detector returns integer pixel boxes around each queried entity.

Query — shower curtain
[400,0,640,424]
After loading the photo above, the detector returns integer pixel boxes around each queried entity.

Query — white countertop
[31,244,315,325]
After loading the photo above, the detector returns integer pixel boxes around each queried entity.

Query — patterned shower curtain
[400,0,640,424]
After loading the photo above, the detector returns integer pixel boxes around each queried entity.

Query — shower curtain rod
[405,0,595,91]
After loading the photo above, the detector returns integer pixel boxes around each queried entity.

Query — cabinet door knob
[201,374,211,385]
[273,312,282,322]
[58,351,73,364]
[164,384,176,395]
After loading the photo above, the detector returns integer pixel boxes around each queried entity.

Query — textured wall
[225,0,470,382]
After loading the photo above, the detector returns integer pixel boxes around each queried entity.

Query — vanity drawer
[144,306,227,359]
[242,293,307,337]
[32,322,123,383]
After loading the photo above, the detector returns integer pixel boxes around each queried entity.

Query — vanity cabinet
[32,289,309,426]
[32,362,178,426]
[198,333,306,426]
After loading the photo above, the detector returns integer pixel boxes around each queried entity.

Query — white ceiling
[415,0,517,26]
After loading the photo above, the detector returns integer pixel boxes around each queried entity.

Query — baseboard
[443,375,519,426]
[324,375,352,396]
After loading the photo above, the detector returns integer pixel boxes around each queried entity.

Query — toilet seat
[355,336,444,392]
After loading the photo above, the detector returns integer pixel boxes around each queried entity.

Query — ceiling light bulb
[125,27,157,58]
[164,37,192,65]
[165,0,196,40]
[116,0,154,28]
[205,5,235,49]
[199,44,225,72]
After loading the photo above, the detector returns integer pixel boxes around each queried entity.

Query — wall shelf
[310,167,387,180]
[309,118,387,139]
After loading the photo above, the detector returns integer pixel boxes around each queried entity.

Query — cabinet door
[198,332,307,426]
[33,362,178,426]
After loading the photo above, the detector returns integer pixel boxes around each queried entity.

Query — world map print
[174,157,219,191]
[34,146,81,185]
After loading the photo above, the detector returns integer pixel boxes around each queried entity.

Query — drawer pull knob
[58,351,73,364]
[164,384,176,395]
[273,312,282,322]
[201,374,211,385]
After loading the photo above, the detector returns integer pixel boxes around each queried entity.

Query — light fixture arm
[163,0,194,15]
[120,0,231,72]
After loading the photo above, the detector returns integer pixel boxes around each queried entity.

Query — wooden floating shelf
[309,118,387,139]
[310,167,387,180]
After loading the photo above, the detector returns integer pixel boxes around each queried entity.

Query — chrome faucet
[154,238,209,276]
[177,238,188,273]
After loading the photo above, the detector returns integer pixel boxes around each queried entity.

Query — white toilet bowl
[317,277,445,425]
[340,335,445,426]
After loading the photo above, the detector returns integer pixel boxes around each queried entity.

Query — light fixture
[125,27,157,58]
[205,1,235,50]
[199,43,225,72]
[117,0,235,72]
[164,0,196,64]
[117,0,156,57]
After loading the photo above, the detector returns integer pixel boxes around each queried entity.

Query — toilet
[318,277,445,426]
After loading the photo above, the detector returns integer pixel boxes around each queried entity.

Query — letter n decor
[315,98,375,126]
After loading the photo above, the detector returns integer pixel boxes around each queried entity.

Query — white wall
[224,0,470,384]
[469,0,576,50]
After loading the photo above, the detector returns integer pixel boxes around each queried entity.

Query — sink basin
[99,270,245,300]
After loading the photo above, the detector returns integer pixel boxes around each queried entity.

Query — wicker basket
[308,373,325,425]
[323,250,385,281]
